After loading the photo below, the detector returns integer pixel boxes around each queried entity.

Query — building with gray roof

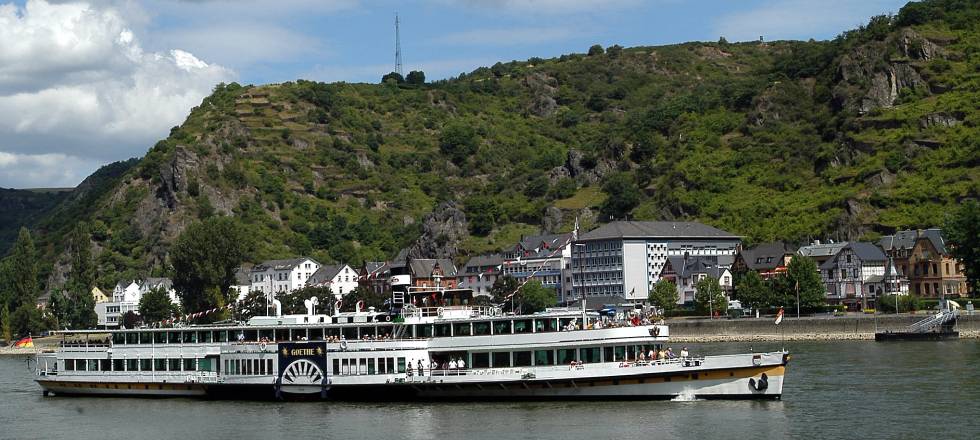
[571,221,741,302]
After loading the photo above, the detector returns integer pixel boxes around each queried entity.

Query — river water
[1,340,978,440]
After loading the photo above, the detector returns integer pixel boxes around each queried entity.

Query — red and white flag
[774,307,784,325]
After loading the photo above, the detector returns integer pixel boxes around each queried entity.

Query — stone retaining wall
[666,313,980,342]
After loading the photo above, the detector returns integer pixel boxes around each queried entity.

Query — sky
[0,0,910,189]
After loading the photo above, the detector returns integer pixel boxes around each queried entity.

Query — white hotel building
[570,221,741,302]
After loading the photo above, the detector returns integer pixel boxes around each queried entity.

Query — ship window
[140,332,152,344]
[258,359,265,375]
[342,327,358,340]
[434,324,451,337]
[332,359,340,375]
[169,359,181,372]
[276,329,289,342]
[513,320,532,334]
[127,359,137,371]
[259,329,273,342]
[375,325,392,339]
[325,328,340,339]
[168,332,181,344]
[76,360,86,371]
[453,323,471,336]
[513,351,532,367]
[87,359,98,371]
[125,333,138,345]
[113,359,124,371]
[472,322,491,336]
[493,321,512,335]
[580,347,601,363]
[359,358,367,375]
[491,352,510,368]
[184,359,197,372]
[113,333,126,345]
[614,346,626,361]
[535,319,558,333]
[310,328,324,340]
[557,349,577,365]
[471,352,490,369]
[368,359,376,375]
[559,318,576,330]
[217,330,229,342]
[267,359,273,375]
[534,350,555,366]
[397,358,406,374]
[361,327,376,339]
[416,325,433,338]
[182,332,197,344]
[387,358,394,374]
[154,332,166,344]
[101,359,111,371]
[139,359,151,371]
[225,360,231,374]
[199,331,212,343]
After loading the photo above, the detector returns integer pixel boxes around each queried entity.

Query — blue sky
[0,0,910,188]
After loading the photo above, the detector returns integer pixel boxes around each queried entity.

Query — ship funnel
[305,296,319,315]
[273,299,282,317]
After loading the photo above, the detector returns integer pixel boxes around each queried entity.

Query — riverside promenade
[667,312,980,342]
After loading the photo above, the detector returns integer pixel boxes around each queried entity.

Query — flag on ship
[14,336,34,348]
[774,307,784,325]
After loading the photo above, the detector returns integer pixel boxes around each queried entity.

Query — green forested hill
[22,0,980,291]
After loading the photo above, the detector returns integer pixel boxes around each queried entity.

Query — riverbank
[666,313,980,342]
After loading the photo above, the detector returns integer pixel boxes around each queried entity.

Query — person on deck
[680,347,690,358]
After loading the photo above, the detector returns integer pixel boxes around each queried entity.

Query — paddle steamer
[34,288,789,400]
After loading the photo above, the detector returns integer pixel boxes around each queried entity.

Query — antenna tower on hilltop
[394,13,403,76]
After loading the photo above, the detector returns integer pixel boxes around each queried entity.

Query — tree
[599,172,641,220]
[588,44,604,56]
[60,225,97,329]
[139,287,176,324]
[171,217,254,322]
[439,122,479,166]
[519,280,556,314]
[464,194,499,236]
[9,227,38,306]
[121,311,142,329]
[735,271,772,311]
[381,72,404,83]
[1,304,11,343]
[12,303,43,336]
[878,294,921,314]
[694,277,727,316]
[782,255,826,311]
[236,290,266,322]
[406,70,425,85]
[490,275,520,307]
[648,279,679,316]
[945,200,980,296]
[48,290,70,329]
[342,286,387,312]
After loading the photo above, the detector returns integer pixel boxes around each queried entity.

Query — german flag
[14,336,34,348]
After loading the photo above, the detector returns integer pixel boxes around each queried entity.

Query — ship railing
[402,305,502,319]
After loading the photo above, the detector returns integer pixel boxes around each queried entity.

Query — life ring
[384,315,392,322]
[340,340,348,351]
[260,342,267,351]
[437,307,445,317]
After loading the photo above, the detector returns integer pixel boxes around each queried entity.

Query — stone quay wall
[666,313,980,342]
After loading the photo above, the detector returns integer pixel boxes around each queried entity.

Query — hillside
[0,188,69,253]
[21,0,980,292]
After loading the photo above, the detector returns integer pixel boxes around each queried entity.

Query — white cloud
[714,0,904,42]
[435,27,574,46]
[0,151,103,189]
[0,0,234,188]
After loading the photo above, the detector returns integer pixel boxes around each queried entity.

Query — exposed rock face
[407,201,469,259]
[523,72,558,117]
[541,206,563,233]
[919,112,963,129]
[834,29,946,114]
[565,149,614,185]
[547,166,571,184]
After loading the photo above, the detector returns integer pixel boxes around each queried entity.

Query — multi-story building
[819,242,889,310]
[96,279,179,327]
[406,258,458,290]
[570,221,741,303]
[657,256,734,305]
[459,254,505,298]
[307,264,359,299]
[502,233,574,303]
[249,257,321,296]
[878,229,968,297]
[733,242,797,280]
[358,261,390,295]
[798,241,848,267]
